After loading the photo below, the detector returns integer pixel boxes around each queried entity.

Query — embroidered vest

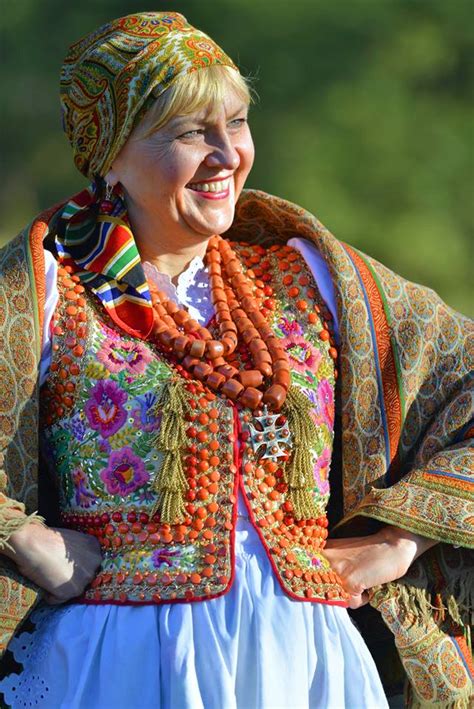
[40,242,348,606]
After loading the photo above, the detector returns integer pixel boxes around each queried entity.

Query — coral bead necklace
[146,236,338,522]
[148,235,292,411]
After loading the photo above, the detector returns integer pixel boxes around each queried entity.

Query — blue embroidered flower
[62,413,87,442]
[132,392,161,432]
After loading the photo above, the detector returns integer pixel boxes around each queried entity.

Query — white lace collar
[143,256,214,325]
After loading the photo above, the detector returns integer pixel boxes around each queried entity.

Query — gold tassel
[282,386,321,520]
[151,379,191,524]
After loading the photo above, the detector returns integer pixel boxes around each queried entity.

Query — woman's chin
[183,212,235,238]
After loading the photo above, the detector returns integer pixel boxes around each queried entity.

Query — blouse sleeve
[287,237,340,344]
[39,250,59,386]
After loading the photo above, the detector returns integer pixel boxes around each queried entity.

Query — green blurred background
[1,0,472,314]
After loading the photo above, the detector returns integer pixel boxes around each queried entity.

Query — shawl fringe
[370,558,474,708]
[0,508,45,553]
[374,572,474,642]
[405,683,473,709]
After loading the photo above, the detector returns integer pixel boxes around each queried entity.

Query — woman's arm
[323,527,438,609]
[1,510,102,604]
[0,248,101,604]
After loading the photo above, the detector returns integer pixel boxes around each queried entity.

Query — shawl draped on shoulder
[0,190,472,707]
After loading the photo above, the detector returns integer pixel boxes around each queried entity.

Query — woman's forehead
[171,97,249,124]
[133,66,252,140]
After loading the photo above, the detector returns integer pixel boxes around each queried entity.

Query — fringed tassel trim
[282,386,320,520]
[370,575,473,653]
[406,686,473,709]
[151,379,191,524]
[445,569,474,631]
[370,579,473,708]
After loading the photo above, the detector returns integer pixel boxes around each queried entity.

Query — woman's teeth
[187,179,229,193]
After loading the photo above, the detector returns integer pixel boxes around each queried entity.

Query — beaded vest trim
[40,243,348,606]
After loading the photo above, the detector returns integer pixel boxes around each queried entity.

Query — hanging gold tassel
[282,385,321,520]
[150,379,191,524]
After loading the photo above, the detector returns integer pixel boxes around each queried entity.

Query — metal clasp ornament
[247,406,292,462]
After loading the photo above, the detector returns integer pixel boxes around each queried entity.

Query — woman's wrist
[1,516,42,561]
[378,524,438,562]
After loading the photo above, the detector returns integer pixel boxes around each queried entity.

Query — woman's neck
[139,241,209,284]
[128,211,210,284]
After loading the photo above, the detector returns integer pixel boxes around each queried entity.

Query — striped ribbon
[55,184,154,339]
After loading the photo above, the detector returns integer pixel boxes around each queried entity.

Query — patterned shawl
[0,190,472,706]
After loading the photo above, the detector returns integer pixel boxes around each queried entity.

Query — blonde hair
[136,65,255,137]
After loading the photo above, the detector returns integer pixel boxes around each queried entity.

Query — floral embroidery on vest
[40,244,348,606]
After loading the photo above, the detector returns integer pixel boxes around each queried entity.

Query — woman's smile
[186,177,232,199]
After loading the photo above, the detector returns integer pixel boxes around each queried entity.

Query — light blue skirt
[1,517,388,709]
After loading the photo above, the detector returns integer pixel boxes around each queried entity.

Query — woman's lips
[189,189,230,200]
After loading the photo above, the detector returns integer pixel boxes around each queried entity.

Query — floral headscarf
[60,11,237,179]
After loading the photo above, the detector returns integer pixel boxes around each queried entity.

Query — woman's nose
[205,134,240,170]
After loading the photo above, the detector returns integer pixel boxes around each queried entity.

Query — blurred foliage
[0,0,472,314]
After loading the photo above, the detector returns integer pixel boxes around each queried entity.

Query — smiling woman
[0,10,472,709]
[106,68,255,277]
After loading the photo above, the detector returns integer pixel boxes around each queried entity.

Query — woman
[0,11,472,708]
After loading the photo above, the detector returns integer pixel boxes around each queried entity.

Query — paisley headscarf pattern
[60,12,236,179]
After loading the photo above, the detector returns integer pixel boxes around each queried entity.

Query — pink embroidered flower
[313,447,331,495]
[100,447,149,496]
[99,439,112,454]
[318,380,335,428]
[152,548,181,569]
[85,380,128,438]
[152,545,196,570]
[282,335,322,374]
[97,338,152,375]
[278,316,303,337]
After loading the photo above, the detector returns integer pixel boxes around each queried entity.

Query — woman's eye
[177,118,247,139]
[229,118,247,128]
[178,129,204,139]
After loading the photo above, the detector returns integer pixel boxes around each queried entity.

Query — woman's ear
[104,168,119,187]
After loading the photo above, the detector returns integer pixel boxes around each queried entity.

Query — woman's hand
[2,522,102,604]
[323,526,438,609]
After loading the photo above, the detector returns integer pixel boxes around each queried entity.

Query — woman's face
[106,87,254,243]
